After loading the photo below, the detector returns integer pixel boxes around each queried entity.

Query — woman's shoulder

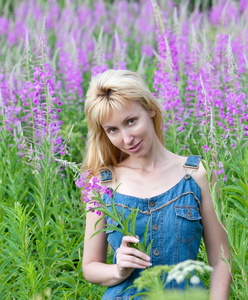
[190,159,209,191]
[173,153,206,181]
[169,153,208,190]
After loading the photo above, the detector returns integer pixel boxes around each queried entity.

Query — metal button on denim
[185,173,191,180]
[153,248,160,256]
[149,200,156,207]
[187,211,192,217]
[186,205,192,217]
[153,223,159,231]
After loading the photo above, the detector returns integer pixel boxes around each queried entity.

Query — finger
[118,253,152,267]
[117,246,151,262]
[121,235,139,246]
[117,257,152,269]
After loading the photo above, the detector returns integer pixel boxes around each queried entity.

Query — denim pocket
[175,205,202,243]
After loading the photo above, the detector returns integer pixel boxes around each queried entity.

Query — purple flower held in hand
[75,171,113,216]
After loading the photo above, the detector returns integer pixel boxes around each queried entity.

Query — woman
[82,69,231,299]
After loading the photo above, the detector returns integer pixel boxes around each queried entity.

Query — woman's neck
[120,142,172,173]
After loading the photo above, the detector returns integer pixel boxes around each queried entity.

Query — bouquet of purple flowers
[75,171,153,255]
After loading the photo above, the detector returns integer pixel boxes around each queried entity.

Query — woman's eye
[127,118,136,126]
[107,128,117,134]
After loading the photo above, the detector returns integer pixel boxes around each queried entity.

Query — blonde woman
[82,69,231,299]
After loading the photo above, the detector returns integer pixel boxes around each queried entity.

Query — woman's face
[101,101,156,158]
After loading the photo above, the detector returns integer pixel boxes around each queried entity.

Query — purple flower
[203,144,211,153]
[91,65,109,77]
[0,17,9,35]
[57,50,84,103]
[75,172,113,216]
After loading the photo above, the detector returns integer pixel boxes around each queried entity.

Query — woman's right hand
[115,235,152,280]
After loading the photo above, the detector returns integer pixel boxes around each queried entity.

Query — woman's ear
[150,109,156,117]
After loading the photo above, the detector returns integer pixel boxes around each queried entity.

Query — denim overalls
[100,155,204,299]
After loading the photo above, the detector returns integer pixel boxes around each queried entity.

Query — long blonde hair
[82,69,164,176]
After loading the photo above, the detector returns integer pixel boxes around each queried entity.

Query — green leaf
[123,210,134,235]
[90,225,126,240]
[136,242,146,253]
[94,215,106,230]
[87,207,121,227]
[121,206,125,223]
[111,195,121,224]
[146,240,153,256]
[211,182,221,222]
[224,162,242,177]
[223,184,247,196]
[130,207,139,236]
[142,218,150,251]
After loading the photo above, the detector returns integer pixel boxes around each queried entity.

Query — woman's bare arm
[82,202,151,287]
[194,163,232,300]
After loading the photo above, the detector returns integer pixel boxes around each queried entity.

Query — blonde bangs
[90,95,127,126]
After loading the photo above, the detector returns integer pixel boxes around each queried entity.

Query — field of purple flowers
[0,0,248,299]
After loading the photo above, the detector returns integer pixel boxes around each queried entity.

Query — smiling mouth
[128,141,142,151]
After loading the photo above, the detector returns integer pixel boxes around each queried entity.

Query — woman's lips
[128,141,142,152]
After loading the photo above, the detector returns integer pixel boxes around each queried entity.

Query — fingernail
[149,262,152,266]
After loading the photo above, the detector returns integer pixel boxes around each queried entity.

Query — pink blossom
[202,144,211,153]
[75,172,113,216]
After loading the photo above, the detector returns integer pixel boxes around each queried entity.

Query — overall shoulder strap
[99,167,113,183]
[183,155,202,169]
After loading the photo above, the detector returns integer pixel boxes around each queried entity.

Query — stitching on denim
[159,213,163,263]
[187,241,191,259]
[174,232,178,265]
[184,155,202,167]
[99,166,114,183]
[188,241,197,260]
[106,191,201,214]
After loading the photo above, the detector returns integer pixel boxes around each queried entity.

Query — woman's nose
[122,130,134,145]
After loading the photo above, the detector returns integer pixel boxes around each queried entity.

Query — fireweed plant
[150,2,248,298]
[149,2,248,299]
[75,171,153,256]
[0,26,103,300]
[0,0,248,298]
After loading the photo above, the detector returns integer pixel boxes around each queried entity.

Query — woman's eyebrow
[123,114,135,123]
[102,125,115,130]
[102,114,135,129]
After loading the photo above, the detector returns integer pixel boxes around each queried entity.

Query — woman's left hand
[115,235,152,281]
